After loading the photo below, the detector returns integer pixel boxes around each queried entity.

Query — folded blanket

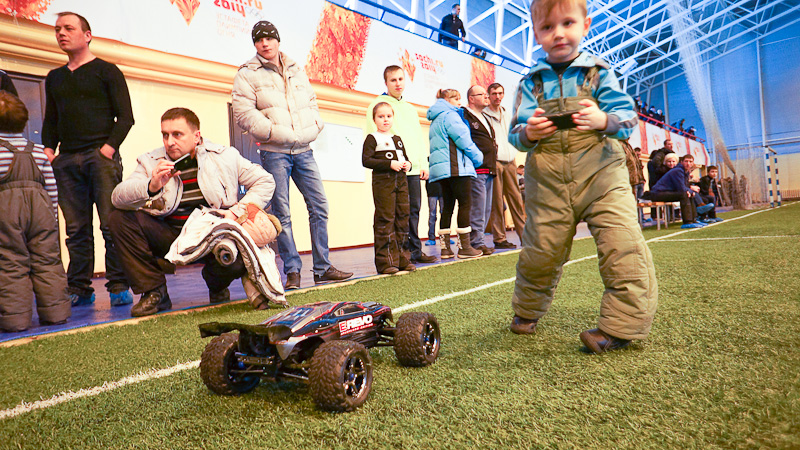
[165,207,287,308]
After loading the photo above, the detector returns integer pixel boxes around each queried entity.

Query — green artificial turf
[0,205,798,449]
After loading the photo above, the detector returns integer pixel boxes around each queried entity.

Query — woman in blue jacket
[427,89,483,259]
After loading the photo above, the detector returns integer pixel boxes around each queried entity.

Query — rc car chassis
[198,301,440,412]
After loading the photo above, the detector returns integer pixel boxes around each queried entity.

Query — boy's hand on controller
[575,99,608,131]
[525,108,556,141]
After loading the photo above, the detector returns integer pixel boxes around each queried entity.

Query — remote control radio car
[198,301,440,412]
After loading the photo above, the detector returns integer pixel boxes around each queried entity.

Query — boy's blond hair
[529,0,587,23]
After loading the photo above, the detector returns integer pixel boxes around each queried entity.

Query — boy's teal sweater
[509,52,637,151]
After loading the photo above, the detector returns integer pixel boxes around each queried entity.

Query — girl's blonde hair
[436,89,460,100]
[664,153,679,164]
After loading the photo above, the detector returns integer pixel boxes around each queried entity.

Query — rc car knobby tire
[308,340,373,412]
[200,333,260,395]
[394,312,441,367]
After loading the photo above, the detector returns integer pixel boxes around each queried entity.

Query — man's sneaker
[681,222,704,229]
[697,203,715,215]
[314,266,354,285]
[130,286,171,317]
[700,218,716,224]
[579,328,631,354]
[712,217,724,222]
[69,292,95,306]
[478,245,495,256]
[494,240,516,249]
[381,267,400,275]
[510,316,538,335]
[109,290,133,307]
[425,239,436,246]
[412,254,437,264]
[209,288,230,304]
[284,272,301,290]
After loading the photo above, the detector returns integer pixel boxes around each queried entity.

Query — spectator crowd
[633,96,699,139]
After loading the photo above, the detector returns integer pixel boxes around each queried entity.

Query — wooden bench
[637,202,670,230]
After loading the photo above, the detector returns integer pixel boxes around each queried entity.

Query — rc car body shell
[199,301,392,360]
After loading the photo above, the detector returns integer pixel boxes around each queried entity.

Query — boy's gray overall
[0,139,69,332]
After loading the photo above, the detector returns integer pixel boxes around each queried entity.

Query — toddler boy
[508,0,657,353]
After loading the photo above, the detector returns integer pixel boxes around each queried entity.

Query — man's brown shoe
[314,266,354,285]
[579,328,631,354]
[478,245,495,256]
[411,254,437,264]
[494,240,516,249]
[510,316,538,335]
[284,272,301,290]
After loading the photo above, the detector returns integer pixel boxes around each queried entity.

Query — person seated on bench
[642,154,713,229]
[698,165,723,223]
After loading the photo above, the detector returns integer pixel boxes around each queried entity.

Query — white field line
[0,204,787,420]
[651,235,800,242]
[393,253,600,314]
[0,360,199,420]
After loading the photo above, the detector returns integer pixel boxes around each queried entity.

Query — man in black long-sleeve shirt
[439,4,466,49]
[43,11,135,308]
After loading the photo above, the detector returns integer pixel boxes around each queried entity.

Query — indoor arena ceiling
[339,0,800,90]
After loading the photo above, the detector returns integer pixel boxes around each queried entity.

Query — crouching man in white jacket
[109,107,275,317]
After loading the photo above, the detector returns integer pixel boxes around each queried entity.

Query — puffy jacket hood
[427,98,459,122]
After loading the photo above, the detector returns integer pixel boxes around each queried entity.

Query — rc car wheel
[308,340,373,412]
[200,332,260,395]
[394,312,441,367]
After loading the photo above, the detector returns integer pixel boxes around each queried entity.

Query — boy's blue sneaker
[69,292,96,306]
[681,222,704,229]
[425,239,436,246]
[713,217,724,222]
[110,290,134,306]
[700,218,716,224]
[697,203,714,215]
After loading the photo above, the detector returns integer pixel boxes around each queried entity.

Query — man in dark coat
[647,139,672,189]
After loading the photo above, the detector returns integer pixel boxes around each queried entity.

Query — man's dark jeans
[646,191,697,224]
[108,209,245,295]
[51,148,128,296]
[440,38,458,48]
